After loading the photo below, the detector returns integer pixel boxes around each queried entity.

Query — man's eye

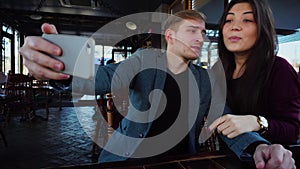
[188,29,196,33]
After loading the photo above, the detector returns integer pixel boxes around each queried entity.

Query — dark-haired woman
[210,0,300,145]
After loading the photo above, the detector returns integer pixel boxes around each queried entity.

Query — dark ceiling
[0,0,175,36]
[0,0,299,38]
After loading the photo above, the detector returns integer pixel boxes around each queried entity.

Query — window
[94,45,132,65]
[1,24,23,75]
[277,29,300,73]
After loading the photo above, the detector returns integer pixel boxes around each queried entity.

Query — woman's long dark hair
[218,0,278,114]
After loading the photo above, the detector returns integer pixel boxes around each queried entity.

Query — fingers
[41,23,58,34]
[254,144,296,169]
[266,147,294,169]
[209,115,238,137]
[265,144,284,168]
[226,130,239,138]
[23,51,69,80]
[20,37,62,68]
[208,116,226,131]
[25,59,70,80]
[22,36,61,57]
[20,33,69,80]
[253,144,269,169]
[285,155,296,169]
[255,161,265,169]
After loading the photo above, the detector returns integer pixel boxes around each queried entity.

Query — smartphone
[42,34,95,79]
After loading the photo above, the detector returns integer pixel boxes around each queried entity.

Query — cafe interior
[0,0,299,168]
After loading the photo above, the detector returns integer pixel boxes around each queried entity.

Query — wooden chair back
[91,92,128,156]
[0,72,7,94]
[4,72,34,120]
[31,79,53,120]
[199,116,224,152]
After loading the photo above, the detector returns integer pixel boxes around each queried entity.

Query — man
[20,10,295,169]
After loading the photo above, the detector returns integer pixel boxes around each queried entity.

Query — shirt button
[125,152,130,156]
[139,133,144,138]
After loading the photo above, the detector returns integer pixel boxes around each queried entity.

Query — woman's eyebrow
[243,11,254,15]
[227,11,253,15]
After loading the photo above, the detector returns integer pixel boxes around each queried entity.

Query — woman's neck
[232,53,249,79]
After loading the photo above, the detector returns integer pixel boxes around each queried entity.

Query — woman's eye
[244,19,254,22]
[225,19,232,23]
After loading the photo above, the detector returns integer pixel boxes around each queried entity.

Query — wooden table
[45,150,258,169]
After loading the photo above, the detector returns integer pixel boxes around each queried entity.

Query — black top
[147,69,190,156]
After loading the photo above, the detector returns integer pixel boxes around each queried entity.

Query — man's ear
[165,29,174,44]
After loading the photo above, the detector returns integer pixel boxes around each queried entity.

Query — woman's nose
[231,21,242,31]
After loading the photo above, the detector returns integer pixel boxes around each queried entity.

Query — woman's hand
[208,114,260,138]
[20,23,70,80]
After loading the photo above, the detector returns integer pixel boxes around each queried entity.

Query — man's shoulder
[190,63,209,77]
[189,63,211,89]
[190,63,207,71]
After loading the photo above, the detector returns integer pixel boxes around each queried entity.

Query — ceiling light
[30,14,42,20]
[126,21,137,30]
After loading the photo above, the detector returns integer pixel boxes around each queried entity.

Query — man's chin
[190,52,200,60]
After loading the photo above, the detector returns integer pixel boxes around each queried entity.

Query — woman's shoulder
[273,56,296,72]
[272,56,299,81]
[274,56,293,67]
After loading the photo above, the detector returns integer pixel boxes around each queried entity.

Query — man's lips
[191,46,201,51]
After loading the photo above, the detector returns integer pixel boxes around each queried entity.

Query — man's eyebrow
[187,25,200,28]
[187,25,206,33]
[187,25,203,29]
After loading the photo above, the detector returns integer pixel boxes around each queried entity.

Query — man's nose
[196,33,204,43]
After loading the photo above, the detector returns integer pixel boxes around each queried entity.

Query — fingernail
[61,74,70,79]
[53,47,60,55]
[54,63,62,70]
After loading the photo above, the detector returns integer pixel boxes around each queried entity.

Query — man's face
[171,19,206,61]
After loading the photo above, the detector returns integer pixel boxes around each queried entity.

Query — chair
[0,97,8,147]
[31,79,54,120]
[0,72,7,94]
[198,116,223,152]
[0,72,9,147]
[3,72,34,121]
[91,92,128,157]
[91,92,221,156]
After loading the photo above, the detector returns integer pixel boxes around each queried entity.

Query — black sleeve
[49,76,73,91]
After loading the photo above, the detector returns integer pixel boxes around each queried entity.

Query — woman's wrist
[248,115,261,132]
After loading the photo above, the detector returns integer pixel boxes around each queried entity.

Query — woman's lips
[229,36,241,42]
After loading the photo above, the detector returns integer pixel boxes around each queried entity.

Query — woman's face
[222,2,257,56]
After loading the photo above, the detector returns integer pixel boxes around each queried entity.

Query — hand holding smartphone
[42,34,95,79]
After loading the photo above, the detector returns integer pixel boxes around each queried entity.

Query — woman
[209,0,300,145]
